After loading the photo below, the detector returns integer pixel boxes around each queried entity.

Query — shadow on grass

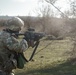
[16,60,76,75]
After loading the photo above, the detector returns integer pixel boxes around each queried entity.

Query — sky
[0,0,70,16]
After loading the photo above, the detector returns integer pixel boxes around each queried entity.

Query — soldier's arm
[3,35,28,53]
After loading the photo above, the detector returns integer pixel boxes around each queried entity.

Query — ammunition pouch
[17,53,26,69]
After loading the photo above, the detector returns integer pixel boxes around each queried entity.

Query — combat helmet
[6,17,24,32]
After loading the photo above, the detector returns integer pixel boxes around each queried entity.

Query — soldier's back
[0,31,11,62]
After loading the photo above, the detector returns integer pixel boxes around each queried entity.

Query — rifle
[15,28,45,47]
[14,28,45,63]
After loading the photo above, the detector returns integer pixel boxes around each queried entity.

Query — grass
[15,38,75,75]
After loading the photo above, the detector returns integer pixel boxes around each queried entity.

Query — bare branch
[39,0,57,4]
[45,0,57,4]
[69,0,76,17]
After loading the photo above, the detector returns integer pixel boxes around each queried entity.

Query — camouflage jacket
[0,30,28,63]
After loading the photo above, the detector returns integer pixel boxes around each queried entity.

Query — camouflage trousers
[0,58,17,75]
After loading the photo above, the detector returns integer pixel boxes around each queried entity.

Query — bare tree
[36,4,54,33]
[37,0,65,38]
[69,0,76,17]
[65,0,76,60]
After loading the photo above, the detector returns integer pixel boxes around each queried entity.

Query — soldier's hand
[20,39,28,52]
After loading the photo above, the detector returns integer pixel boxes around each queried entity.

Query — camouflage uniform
[0,17,28,75]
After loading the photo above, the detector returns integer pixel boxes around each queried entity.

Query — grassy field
[15,38,76,75]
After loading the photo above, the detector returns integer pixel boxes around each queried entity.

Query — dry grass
[15,38,74,75]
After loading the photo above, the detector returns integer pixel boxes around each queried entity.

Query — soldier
[0,17,28,75]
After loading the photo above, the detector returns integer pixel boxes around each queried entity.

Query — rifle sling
[29,41,39,61]
[21,41,39,62]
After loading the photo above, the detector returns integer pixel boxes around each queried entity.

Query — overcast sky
[0,0,70,16]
